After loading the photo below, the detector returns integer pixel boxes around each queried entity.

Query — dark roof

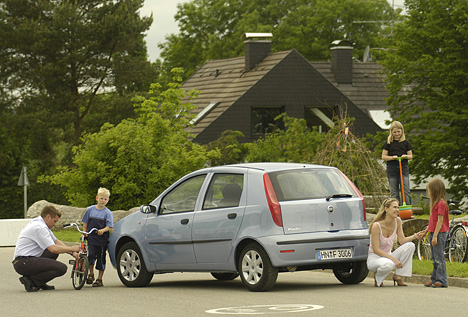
[311,61,388,112]
[183,51,291,137]
[182,50,383,143]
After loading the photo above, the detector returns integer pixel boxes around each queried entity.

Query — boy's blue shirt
[82,205,113,246]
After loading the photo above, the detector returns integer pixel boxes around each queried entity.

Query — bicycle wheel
[416,224,431,261]
[72,254,89,290]
[448,225,468,263]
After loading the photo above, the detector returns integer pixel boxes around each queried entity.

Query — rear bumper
[258,230,370,267]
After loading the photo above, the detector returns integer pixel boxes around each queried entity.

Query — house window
[251,107,285,136]
[305,107,335,133]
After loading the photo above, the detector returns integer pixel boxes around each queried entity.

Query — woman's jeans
[387,164,411,205]
[430,231,448,286]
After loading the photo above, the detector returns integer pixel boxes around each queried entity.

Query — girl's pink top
[428,200,449,233]
[369,218,397,255]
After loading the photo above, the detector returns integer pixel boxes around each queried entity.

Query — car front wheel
[333,260,368,284]
[117,242,153,287]
[238,243,278,292]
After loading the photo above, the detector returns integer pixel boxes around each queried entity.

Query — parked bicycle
[416,199,468,263]
[63,223,98,290]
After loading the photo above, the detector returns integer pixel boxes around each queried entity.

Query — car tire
[211,272,239,281]
[332,260,368,284]
[117,242,153,287]
[238,243,278,292]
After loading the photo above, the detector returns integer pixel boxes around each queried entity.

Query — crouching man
[12,205,80,292]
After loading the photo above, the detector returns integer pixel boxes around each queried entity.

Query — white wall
[0,219,30,247]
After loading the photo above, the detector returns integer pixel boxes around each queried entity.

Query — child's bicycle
[416,199,468,263]
[63,223,98,290]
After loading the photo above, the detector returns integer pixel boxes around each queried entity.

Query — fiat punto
[108,162,369,291]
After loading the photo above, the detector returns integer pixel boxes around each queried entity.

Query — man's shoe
[39,284,55,290]
[19,276,38,292]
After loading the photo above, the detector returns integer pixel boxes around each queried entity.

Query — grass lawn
[54,229,81,243]
[413,258,468,278]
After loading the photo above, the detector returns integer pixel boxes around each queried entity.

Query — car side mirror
[140,205,157,214]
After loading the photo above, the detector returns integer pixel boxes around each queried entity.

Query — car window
[160,175,206,214]
[268,169,355,201]
[202,174,244,209]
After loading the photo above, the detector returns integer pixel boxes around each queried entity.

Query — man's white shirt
[14,216,57,259]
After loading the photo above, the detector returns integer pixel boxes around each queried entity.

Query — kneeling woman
[367,198,424,287]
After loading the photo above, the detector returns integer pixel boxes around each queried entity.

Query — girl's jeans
[430,231,448,286]
[387,164,411,205]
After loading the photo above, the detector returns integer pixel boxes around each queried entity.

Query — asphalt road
[2,246,467,317]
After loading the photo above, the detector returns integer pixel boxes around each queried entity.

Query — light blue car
[108,162,369,291]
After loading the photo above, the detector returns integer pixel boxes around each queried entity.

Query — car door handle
[227,213,237,219]
[180,219,189,225]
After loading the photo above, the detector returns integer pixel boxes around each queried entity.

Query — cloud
[140,0,189,62]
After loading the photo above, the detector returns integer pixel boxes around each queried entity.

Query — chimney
[331,39,354,85]
[244,33,273,72]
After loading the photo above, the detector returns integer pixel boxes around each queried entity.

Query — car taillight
[338,170,366,222]
[263,173,283,227]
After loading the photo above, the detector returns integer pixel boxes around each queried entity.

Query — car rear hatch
[267,167,366,234]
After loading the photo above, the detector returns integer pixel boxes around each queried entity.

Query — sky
[140,0,406,62]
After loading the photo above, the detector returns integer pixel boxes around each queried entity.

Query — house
[182,34,386,145]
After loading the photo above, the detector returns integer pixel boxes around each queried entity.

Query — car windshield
[268,168,356,201]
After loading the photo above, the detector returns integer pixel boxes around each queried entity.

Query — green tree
[1,0,158,215]
[1,0,157,166]
[205,130,249,166]
[158,0,395,82]
[2,0,155,140]
[245,114,325,163]
[42,69,220,210]
[381,0,468,200]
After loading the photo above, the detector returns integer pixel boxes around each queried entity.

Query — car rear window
[267,168,356,201]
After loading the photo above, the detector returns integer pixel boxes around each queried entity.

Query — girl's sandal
[92,279,103,287]
[86,274,94,285]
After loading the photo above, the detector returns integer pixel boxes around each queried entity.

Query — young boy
[81,187,113,287]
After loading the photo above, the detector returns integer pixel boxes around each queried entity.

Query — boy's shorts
[87,245,107,271]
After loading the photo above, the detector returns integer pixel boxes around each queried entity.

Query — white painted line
[206,304,324,314]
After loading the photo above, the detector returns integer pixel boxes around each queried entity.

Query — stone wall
[27,200,138,228]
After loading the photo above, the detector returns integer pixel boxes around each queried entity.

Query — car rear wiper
[326,194,353,201]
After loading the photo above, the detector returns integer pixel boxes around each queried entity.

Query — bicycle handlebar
[421,197,460,206]
[448,199,460,205]
[63,222,99,235]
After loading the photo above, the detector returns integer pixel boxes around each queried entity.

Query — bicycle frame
[63,223,98,290]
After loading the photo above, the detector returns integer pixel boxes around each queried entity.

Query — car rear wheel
[238,243,278,292]
[211,272,239,281]
[333,260,368,284]
[117,242,153,287]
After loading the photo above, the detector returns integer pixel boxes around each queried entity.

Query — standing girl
[382,121,413,205]
[424,179,449,288]
[367,198,424,287]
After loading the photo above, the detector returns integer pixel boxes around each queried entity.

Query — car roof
[210,162,335,173]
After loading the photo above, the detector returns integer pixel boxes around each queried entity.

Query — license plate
[317,248,352,260]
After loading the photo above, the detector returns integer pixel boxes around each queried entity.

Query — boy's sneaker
[92,279,103,287]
